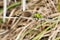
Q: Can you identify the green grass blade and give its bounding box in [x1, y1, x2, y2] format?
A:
[32, 23, 55, 40]
[54, 37, 60, 40]
[0, 2, 21, 13]
[7, 2, 21, 10]
[0, 19, 3, 23]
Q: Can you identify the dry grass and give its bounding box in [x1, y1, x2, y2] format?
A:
[0, 0, 60, 40]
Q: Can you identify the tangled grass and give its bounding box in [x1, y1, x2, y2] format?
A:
[0, 0, 60, 40]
